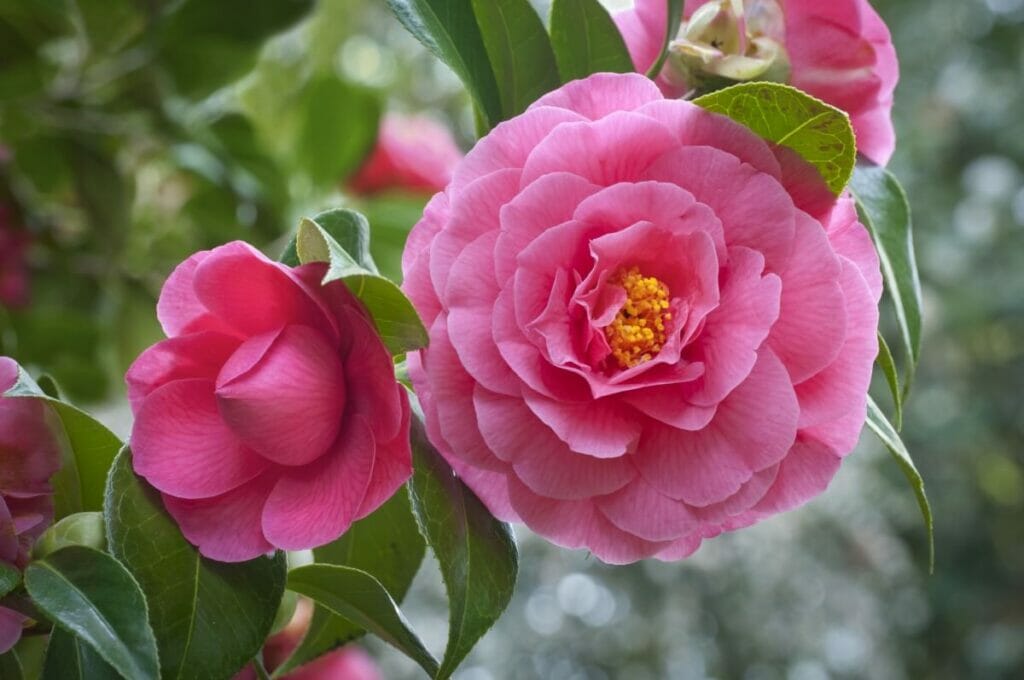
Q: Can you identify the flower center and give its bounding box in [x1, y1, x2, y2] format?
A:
[604, 267, 673, 369]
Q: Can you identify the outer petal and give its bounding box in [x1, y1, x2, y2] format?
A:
[126, 331, 240, 412]
[156, 251, 235, 337]
[530, 72, 663, 119]
[636, 350, 799, 505]
[596, 475, 701, 542]
[262, 416, 376, 551]
[0, 606, 24, 654]
[163, 474, 276, 562]
[355, 394, 413, 521]
[132, 379, 270, 499]
[747, 435, 842, 516]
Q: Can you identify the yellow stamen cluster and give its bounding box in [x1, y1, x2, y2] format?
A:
[604, 267, 672, 369]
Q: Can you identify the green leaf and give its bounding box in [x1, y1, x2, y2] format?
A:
[294, 214, 429, 356]
[0, 562, 20, 599]
[287, 565, 439, 677]
[386, 0, 504, 129]
[41, 628, 120, 680]
[33, 512, 107, 559]
[470, 0, 560, 118]
[274, 489, 426, 677]
[866, 396, 934, 572]
[409, 412, 519, 679]
[875, 332, 903, 432]
[104, 449, 287, 680]
[24, 546, 160, 680]
[3, 365, 121, 518]
[296, 76, 382, 188]
[694, 81, 857, 195]
[295, 209, 379, 274]
[549, 0, 635, 82]
[851, 164, 923, 397]
[645, 0, 684, 79]
[0, 649, 22, 680]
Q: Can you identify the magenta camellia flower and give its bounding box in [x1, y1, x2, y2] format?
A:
[0, 357, 61, 652]
[614, 0, 899, 164]
[348, 114, 464, 196]
[126, 242, 412, 562]
[403, 73, 882, 563]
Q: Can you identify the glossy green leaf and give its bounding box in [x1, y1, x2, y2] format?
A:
[386, 0, 504, 129]
[549, 0, 634, 82]
[274, 489, 426, 677]
[866, 396, 934, 572]
[294, 209, 379, 274]
[41, 628, 120, 680]
[0, 562, 19, 599]
[104, 449, 287, 680]
[3, 365, 121, 518]
[875, 332, 903, 432]
[0, 649, 22, 680]
[646, 0, 684, 79]
[33, 512, 106, 559]
[851, 164, 923, 397]
[470, 0, 560, 118]
[287, 565, 439, 677]
[409, 412, 519, 679]
[25, 546, 160, 680]
[294, 214, 429, 356]
[694, 82, 857, 195]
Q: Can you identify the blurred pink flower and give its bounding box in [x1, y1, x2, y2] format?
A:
[403, 73, 881, 563]
[0, 357, 61, 652]
[615, 0, 899, 164]
[0, 202, 31, 309]
[234, 599, 383, 680]
[348, 114, 463, 195]
[126, 242, 412, 562]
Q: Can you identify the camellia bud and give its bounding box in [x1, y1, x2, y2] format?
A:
[666, 0, 790, 94]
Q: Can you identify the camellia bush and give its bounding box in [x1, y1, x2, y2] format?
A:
[0, 0, 931, 678]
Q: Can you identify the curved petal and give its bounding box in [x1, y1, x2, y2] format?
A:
[355, 395, 413, 521]
[522, 390, 641, 459]
[163, 474, 276, 562]
[530, 72, 664, 119]
[126, 331, 240, 412]
[216, 325, 346, 466]
[748, 435, 843, 515]
[596, 475, 702, 542]
[132, 379, 270, 499]
[262, 415, 375, 551]
[156, 250, 236, 337]
[0, 606, 25, 654]
[343, 307, 406, 441]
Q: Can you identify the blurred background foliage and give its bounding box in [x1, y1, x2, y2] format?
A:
[0, 0, 1021, 678]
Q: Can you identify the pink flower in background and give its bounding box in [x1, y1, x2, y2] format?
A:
[403, 73, 881, 563]
[0, 202, 31, 309]
[234, 600, 382, 680]
[126, 242, 412, 562]
[348, 114, 464, 196]
[0, 357, 61, 652]
[615, 0, 899, 164]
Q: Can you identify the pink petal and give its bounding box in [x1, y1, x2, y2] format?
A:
[613, 3, 663, 74]
[156, 250, 236, 337]
[342, 307, 406, 442]
[623, 382, 715, 431]
[0, 400, 60, 497]
[827, 197, 883, 302]
[126, 331, 240, 412]
[262, 415, 376, 551]
[596, 475, 701, 542]
[163, 474, 276, 562]
[767, 212, 847, 383]
[530, 72, 663, 120]
[132, 379, 270, 499]
[0, 606, 24, 654]
[0, 357, 16, 391]
[522, 390, 641, 459]
[216, 326, 346, 467]
[750, 435, 843, 515]
[473, 387, 635, 499]
[520, 111, 680, 187]
[354, 397, 413, 521]
[636, 350, 799, 505]
[192, 242, 329, 338]
[450, 107, 584, 193]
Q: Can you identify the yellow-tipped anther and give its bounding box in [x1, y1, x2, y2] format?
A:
[604, 267, 672, 369]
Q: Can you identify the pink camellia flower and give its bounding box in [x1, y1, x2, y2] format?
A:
[614, 0, 899, 165]
[126, 242, 412, 562]
[348, 114, 464, 196]
[0, 357, 61, 652]
[234, 600, 383, 680]
[0, 202, 31, 309]
[403, 73, 881, 563]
